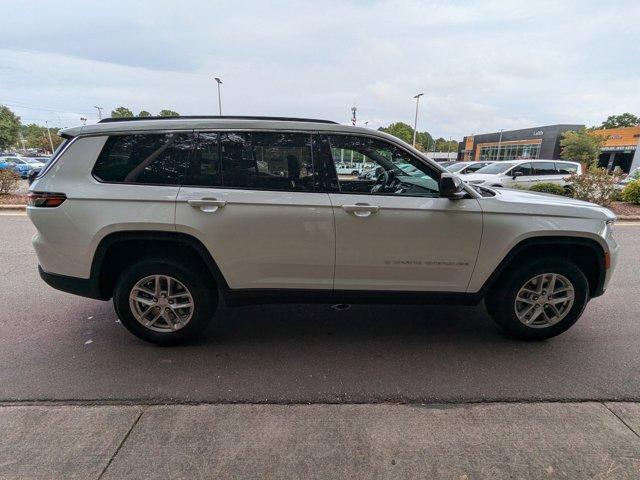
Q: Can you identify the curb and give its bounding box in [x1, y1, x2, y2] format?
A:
[0, 205, 26, 211]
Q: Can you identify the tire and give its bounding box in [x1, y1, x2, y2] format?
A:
[485, 256, 589, 340]
[113, 258, 217, 345]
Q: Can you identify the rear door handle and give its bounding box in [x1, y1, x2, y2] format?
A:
[187, 198, 227, 212]
[342, 203, 379, 217]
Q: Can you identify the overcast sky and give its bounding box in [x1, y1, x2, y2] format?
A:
[1, 0, 639, 139]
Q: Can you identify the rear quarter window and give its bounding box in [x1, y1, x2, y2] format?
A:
[92, 133, 193, 184]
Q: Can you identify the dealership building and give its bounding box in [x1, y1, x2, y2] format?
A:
[458, 124, 583, 163]
[591, 126, 640, 173]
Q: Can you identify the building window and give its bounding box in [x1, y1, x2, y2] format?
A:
[479, 143, 540, 161]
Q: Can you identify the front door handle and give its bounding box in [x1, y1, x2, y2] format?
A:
[187, 198, 227, 213]
[342, 203, 379, 217]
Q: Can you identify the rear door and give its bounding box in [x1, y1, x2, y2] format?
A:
[175, 131, 335, 290]
[317, 133, 482, 292]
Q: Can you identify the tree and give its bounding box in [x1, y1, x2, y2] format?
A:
[110, 107, 134, 118]
[560, 128, 603, 168]
[378, 122, 434, 150]
[434, 137, 458, 152]
[158, 109, 180, 117]
[21, 124, 63, 152]
[599, 113, 639, 129]
[137, 110, 152, 117]
[0, 105, 21, 150]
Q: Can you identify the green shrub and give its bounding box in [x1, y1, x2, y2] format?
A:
[529, 182, 566, 196]
[0, 169, 19, 194]
[622, 180, 640, 204]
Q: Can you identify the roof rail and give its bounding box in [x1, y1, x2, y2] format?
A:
[98, 115, 338, 124]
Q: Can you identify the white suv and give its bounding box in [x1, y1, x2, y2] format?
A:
[459, 159, 582, 189]
[27, 117, 618, 344]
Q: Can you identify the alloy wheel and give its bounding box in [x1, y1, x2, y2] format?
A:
[129, 275, 194, 333]
[514, 273, 575, 328]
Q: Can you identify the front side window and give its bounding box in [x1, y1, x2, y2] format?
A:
[220, 132, 314, 191]
[93, 133, 193, 184]
[327, 135, 439, 197]
[511, 163, 533, 176]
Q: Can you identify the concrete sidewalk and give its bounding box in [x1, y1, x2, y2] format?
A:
[1, 402, 639, 479]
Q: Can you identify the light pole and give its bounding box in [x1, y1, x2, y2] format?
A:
[214, 77, 223, 115]
[44, 121, 55, 153]
[496, 129, 504, 161]
[80, 117, 87, 125]
[94, 106, 103, 120]
[412, 93, 423, 147]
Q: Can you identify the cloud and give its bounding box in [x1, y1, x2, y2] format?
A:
[1, 0, 639, 138]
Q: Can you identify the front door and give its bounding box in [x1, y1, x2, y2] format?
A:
[318, 134, 483, 292]
[175, 131, 335, 290]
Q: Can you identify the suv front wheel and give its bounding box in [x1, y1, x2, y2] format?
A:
[485, 257, 589, 340]
[113, 258, 217, 345]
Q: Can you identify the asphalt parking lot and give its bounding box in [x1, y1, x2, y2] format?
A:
[1, 214, 639, 404]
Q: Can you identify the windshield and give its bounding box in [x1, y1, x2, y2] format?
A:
[475, 162, 517, 174]
[446, 163, 468, 173]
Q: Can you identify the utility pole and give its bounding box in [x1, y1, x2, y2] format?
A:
[412, 93, 424, 147]
[44, 121, 55, 153]
[497, 129, 504, 161]
[94, 106, 103, 120]
[214, 77, 223, 115]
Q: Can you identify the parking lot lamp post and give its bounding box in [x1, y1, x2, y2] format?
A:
[412, 93, 424, 147]
[497, 129, 504, 161]
[94, 106, 103, 120]
[214, 77, 223, 115]
[44, 121, 55, 153]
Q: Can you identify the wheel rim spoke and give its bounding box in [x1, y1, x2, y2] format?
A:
[129, 274, 194, 333]
[514, 272, 575, 329]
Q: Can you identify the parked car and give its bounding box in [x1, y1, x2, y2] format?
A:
[28, 116, 617, 345]
[438, 160, 458, 168]
[335, 163, 362, 175]
[0, 155, 44, 178]
[616, 167, 640, 190]
[446, 161, 494, 175]
[459, 160, 581, 189]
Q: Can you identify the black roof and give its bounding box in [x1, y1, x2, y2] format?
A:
[99, 115, 337, 124]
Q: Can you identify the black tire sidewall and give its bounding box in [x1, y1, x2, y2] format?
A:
[486, 258, 589, 340]
[113, 259, 217, 345]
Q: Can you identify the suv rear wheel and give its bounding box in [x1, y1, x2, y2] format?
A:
[113, 258, 217, 345]
[485, 257, 589, 340]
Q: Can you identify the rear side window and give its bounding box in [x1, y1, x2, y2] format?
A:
[533, 162, 558, 175]
[92, 133, 193, 184]
[556, 162, 578, 174]
[220, 132, 315, 191]
[184, 132, 221, 186]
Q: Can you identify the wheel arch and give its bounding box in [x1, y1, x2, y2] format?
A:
[479, 236, 606, 299]
[91, 231, 229, 300]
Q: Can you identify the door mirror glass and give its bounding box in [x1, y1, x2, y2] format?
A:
[512, 171, 523, 178]
[440, 173, 465, 199]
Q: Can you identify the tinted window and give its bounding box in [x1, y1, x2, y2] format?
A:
[327, 135, 439, 196]
[511, 163, 533, 176]
[184, 132, 221, 186]
[534, 162, 558, 175]
[93, 133, 192, 184]
[220, 132, 314, 191]
[556, 162, 578, 174]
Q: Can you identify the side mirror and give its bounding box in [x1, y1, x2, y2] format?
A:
[28, 168, 40, 185]
[440, 173, 466, 199]
[512, 171, 523, 179]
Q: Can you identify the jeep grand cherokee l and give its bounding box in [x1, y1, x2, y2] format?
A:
[27, 116, 618, 344]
